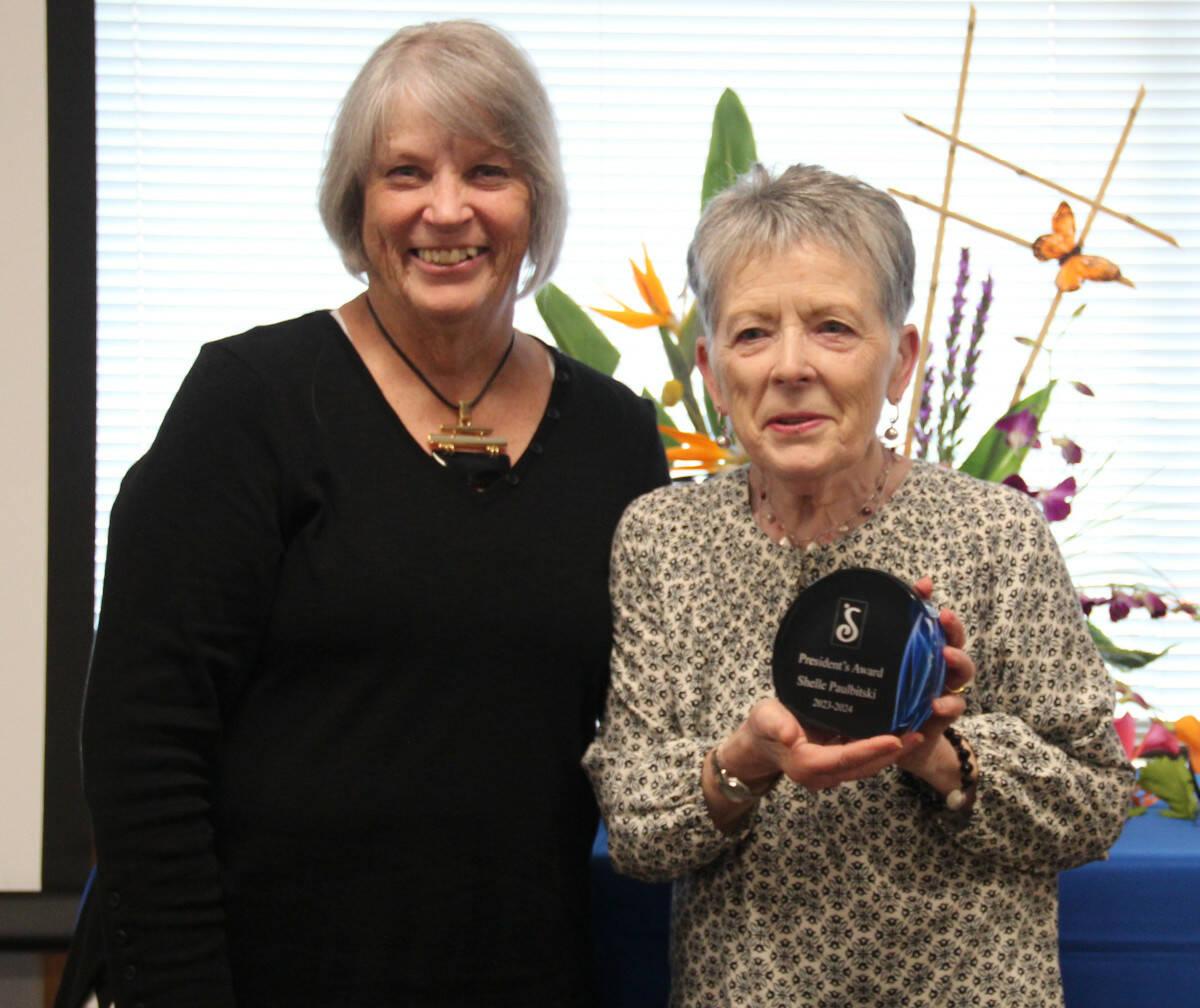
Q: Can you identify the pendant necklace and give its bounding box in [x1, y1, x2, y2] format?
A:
[365, 295, 515, 487]
[753, 445, 895, 552]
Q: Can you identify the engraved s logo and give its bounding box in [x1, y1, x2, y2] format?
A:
[835, 603, 863, 644]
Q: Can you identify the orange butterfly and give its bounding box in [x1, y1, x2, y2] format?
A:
[1032, 201, 1131, 292]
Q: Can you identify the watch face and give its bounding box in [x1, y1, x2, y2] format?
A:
[712, 750, 757, 802]
[719, 771, 754, 801]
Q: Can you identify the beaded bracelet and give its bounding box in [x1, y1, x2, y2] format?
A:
[942, 725, 977, 811]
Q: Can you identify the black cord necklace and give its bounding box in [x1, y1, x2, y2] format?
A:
[364, 294, 516, 487]
[365, 294, 515, 428]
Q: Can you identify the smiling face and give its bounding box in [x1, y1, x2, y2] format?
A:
[360, 108, 532, 333]
[698, 243, 917, 492]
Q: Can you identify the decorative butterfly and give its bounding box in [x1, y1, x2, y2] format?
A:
[1032, 201, 1131, 292]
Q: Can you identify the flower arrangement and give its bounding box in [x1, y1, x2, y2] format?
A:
[536, 88, 1198, 819]
[534, 89, 752, 477]
[914, 247, 1200, 820]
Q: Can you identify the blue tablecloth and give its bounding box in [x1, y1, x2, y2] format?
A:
[590, 810, 1200, 1007]
[1059, 810, 1200, 1007]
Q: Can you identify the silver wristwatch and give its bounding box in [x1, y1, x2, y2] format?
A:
[709, 746, 760, 803]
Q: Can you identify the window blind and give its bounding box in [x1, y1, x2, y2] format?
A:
[96, 0, 1200, 717]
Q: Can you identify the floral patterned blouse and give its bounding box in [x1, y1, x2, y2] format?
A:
[583, 461, 1131, 1008]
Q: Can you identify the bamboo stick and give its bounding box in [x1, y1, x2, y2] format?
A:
[903, 5, 975, 456]
[891, 187, 1136, 290]
[904, 113, 1178, 248]
[1010, 86, 1146, 407]
[888, 189, 1032, 251]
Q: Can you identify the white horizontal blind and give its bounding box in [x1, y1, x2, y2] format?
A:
[96, 0, 1200, 717]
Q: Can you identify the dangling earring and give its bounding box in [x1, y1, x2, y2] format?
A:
[715, 411, 732, 448]
[883, 401, 900, 443]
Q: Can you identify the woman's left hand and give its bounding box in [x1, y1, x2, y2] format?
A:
[894, 577, 978, 796]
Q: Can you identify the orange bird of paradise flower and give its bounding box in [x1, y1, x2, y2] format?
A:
[592, 246, 677, 330]
[659, 426, 742, 476]
[1032, 201, 1133, 292]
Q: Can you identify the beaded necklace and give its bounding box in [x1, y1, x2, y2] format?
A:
[752, 445, 895, 551]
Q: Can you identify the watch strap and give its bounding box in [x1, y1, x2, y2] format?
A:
[710, 746, 762, 804]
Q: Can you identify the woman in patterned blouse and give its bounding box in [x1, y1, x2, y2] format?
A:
[584, 163, 1130, 1008]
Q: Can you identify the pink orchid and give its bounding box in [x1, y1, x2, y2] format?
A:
[1142, 590, 1168, 618]
[1114, 712, 1137, 760]
[1108, 590, 1135, 622]
[993, 409, 1041, 450]
[1133, 721, 1182, 758]
[1003, 474, 1076, 522]
[1052, 436, 1083, 465]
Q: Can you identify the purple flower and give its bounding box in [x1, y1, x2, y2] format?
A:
[1088, 586, 1196, 623]
[961, 287, 988, 393]
[949, 272, 991, 453]
[1053, 436, 1083, 464]
[994, 409, 1041, 450]
[1072, 381, 1095, 397]
[936, 249, 970, 462]
[1141, 590, 1168, 618]
[1109, 590, 1135, 622]
[1003, 474, 1076, 522]
[1039, 477, 1076, 521]
[918, 368, 933, 427]
[914, 364, 934, 460]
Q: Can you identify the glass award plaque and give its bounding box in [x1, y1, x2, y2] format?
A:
[772, 567, 946, 738]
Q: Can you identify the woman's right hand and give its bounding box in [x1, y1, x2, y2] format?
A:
[704, 698, 919, 830]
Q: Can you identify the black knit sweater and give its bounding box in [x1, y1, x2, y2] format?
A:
[75, 310, 668, 1007]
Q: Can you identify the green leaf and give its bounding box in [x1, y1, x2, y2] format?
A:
[958, 382, 1055, 482]
[1138, 755, 1199, 819]
[1088, 622, 1172, 670]
[658, 328, 690, 385]
[701, 89, 757, 209]
[535, 284, 620, 376]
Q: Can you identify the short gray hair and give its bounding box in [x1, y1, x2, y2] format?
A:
[687, 163, 915, 335]
[318, 20, 567, 297]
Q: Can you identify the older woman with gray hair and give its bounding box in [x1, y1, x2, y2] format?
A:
[58, 20, 666, 1008]
[584, 163, 1129, 1007]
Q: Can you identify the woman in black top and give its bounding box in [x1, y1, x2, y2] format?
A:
[60, 21, 667, 1007]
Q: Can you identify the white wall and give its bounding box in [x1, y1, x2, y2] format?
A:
[0, 0, 49, 892]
